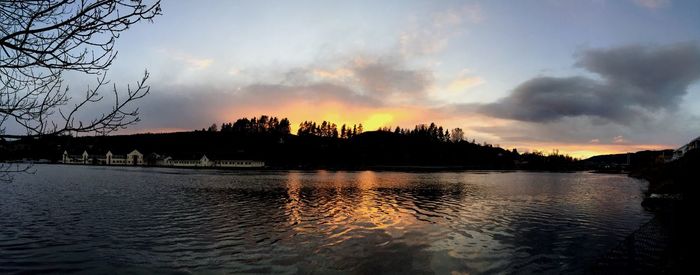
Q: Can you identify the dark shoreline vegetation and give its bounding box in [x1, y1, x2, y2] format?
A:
[1, 115, 580, 171]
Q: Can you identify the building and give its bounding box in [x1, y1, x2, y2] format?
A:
[126, 150, 145, 165]
[106, 149, 144, 165]
[164, 152, 265, 168]
[88, 150, 110, 165]
[672, 136, 700, 161]
[106, 150, 127, 165]
[59, 149, 264, 168]
[62, 150, 89, 164]
[168, 154, 211, 167]
[62, 149, 143, 166]
[205, 152, 265, 168]
[215, 160, 265, 168]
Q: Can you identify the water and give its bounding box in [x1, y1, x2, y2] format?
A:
[0, 165, 652, 274]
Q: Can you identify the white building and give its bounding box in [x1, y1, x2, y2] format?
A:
[62, 150, 88, 164]
[59, 149, 264, 168]
[215, 160, 265, 168]
[168, 154, 211, 167]
[165, 153, 265, 168]
[671, 136, 700, 161]
[106, 150, 127, 165]
[126, 150, 145, 165]
[62, 149, 144, 165]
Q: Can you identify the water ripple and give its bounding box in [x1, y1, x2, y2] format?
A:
[0, 166, 652, 274]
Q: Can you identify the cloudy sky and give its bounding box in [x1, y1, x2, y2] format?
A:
[84, 0, 700, 157]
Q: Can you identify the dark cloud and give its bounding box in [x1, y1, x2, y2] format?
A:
[480, 42, 700, 123]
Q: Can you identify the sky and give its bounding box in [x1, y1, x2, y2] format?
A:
[67, 0, 700, 158]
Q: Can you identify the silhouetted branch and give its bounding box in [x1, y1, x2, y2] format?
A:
[0, 0, 160, 139]
[0, 0, 160, 180]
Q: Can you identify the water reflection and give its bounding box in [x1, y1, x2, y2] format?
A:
[0, 166, 652, 274]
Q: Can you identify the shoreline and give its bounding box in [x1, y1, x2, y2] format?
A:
[17, 162, 591, 173]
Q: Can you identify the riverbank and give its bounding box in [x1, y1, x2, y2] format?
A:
[10, 161, 590, 173]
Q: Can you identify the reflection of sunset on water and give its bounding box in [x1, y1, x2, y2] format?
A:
[272, 171, 652, 273]
[3, 167, 654, 273]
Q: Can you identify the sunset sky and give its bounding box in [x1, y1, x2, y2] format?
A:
[72, 0, 700, 158]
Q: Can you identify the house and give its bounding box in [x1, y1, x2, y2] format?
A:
[145, 153, 170, 166]
[203, 152, 265, 168]
[164, 152, 265, 168]
[159, 156, 172, 166]
[88, 150, 110, 165]
[672, 136, 700, 161]
[60, 149, 144, 165]
[126, 150, 145, 165]
[58, 148, 264, 168]
[167, 153, 211, 167]
[62, 150, 88, 164]
[106, 150, 128, 165]
[163, 153, 209, 167]
[215, 160, 265, 168]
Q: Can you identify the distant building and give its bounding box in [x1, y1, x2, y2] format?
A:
[164, 152, 264, 168]
[62, 150, 88, 164]
[215, 160, 265, 168]
[59, 149, 264, 168]
[126, 150, 145, 165]
[106, 150, 127, 165]
[168, 153, 211, 167]
[672, 136, 700, 161]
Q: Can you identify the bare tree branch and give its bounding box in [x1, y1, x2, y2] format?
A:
[0, 0, 160, 139]
[0, 1, 161, 180]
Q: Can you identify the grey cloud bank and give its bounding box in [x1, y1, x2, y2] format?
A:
[480, 42, 700, 123]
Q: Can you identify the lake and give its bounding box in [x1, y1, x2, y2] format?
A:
[0, 165, 652, 274]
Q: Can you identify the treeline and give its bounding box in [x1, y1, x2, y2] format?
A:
[2, 114, 582, 170]
[204, 115, 291, 136]
[377, 124, 468, 143]
[298, 121, 364, 138]
[519, 150, 580, 170]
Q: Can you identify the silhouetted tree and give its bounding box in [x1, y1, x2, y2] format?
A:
[278, 118, 291, 135]
[451, 128, 465, 143]
[207, 124, 218, 132]
[0, 0, 161, 139]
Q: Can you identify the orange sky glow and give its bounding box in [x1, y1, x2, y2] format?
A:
[213, 101, 675, 159]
